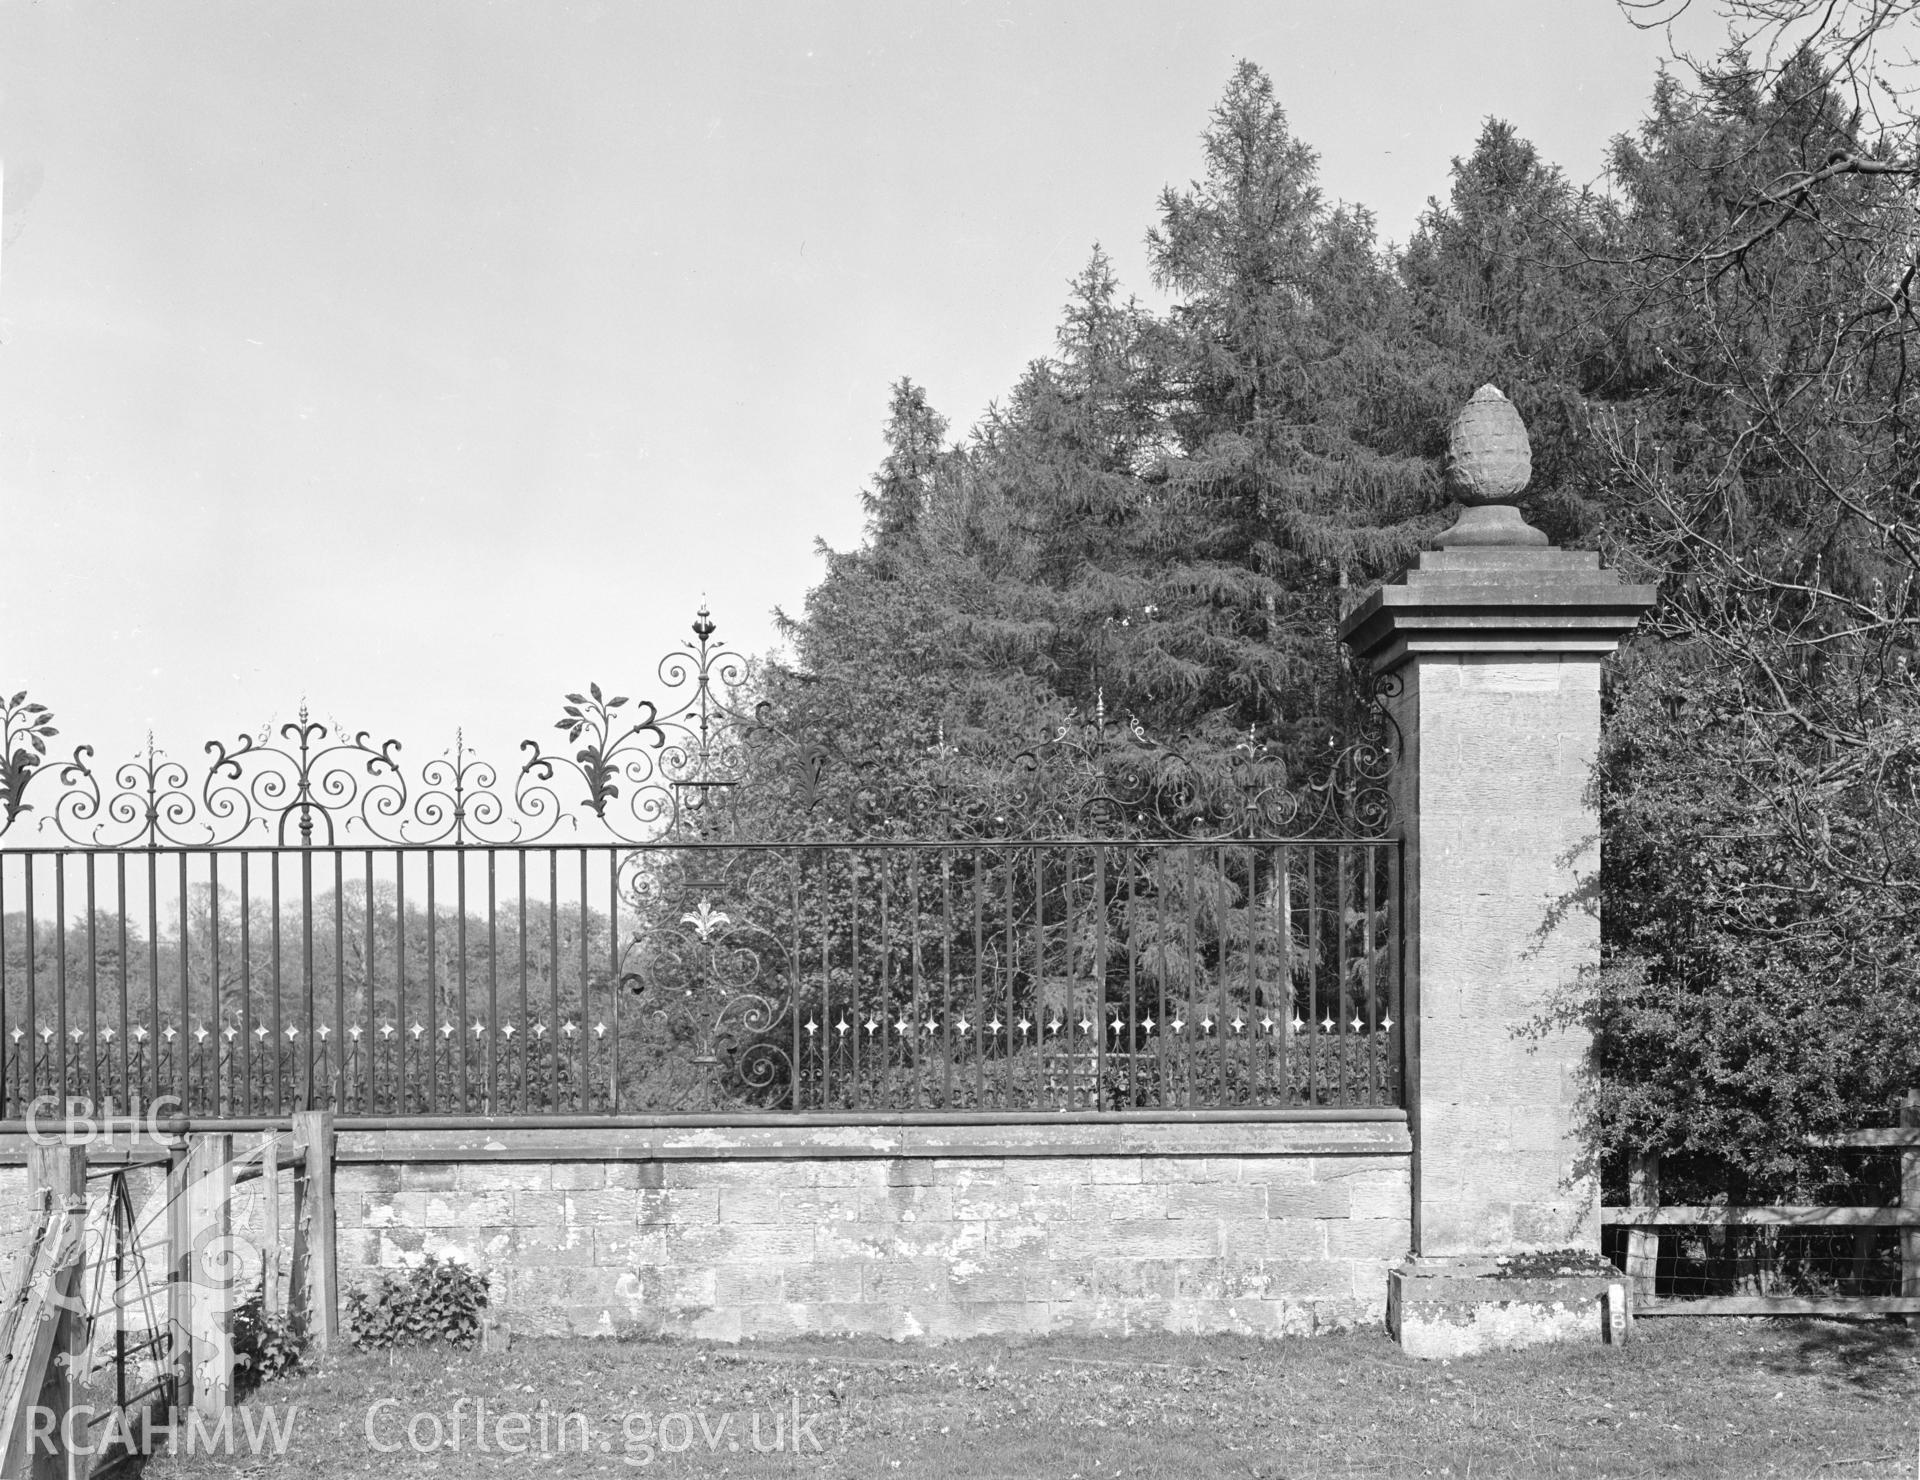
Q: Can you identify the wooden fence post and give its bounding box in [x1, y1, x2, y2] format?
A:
[184, 1135, 234, 1417]
[25, 1142, 86, 1480]
[260, 1132, 281, 1319]
[165, 1130, 194, 1414]
[1, 1144, 88, 1480]
[1902, 1090, 1919, 1326]
[1626, 1151, 1659, 1306]
[290, 1111, 338, 1350]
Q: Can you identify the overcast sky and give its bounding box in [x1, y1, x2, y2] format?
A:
[0, 0, 1723, 777]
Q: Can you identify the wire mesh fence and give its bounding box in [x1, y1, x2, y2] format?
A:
[1602, 1140, 1919, 1308]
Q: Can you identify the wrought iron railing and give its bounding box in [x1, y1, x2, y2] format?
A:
[0, 838, 1399, 1117]
[0, 608, 1403, 1119]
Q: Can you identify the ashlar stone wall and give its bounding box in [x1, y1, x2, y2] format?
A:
[334, 1117, 1410, 1341]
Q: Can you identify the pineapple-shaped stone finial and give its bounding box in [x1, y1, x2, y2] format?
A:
[1439, 385, 1546, 547]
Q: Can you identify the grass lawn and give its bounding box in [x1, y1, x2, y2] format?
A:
[132, 1317, 1917, 1479]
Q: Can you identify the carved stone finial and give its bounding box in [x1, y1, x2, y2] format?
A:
[1439, 385, 1547, 547]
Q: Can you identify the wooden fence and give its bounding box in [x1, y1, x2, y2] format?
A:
[1603, 1090, 1920, 1318]
[0, 1116, 338, 1477]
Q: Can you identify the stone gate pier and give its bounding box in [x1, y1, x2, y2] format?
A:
[1340, 386, 1656, 1354]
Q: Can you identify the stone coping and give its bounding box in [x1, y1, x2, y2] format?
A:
[0, 1113, 1409, 1165]
[1337, 543, 1657, 669]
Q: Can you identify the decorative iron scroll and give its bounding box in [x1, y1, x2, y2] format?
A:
[616, 870, 795, 1112]
[0, 610, 1399, 849]
[986, 671, 1400, 841]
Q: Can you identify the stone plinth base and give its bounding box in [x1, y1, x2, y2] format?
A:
[1386, 1255, 1619, 1359]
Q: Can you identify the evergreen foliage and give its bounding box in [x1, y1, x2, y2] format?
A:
[766, 38, 1920, 1187]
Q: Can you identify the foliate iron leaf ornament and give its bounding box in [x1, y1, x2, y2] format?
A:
[529, 682, 663, 826]
[0, 693, 57, 830]
[517, 607, 776, 842]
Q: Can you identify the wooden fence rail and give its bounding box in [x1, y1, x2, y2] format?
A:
[1602, 1090, 1920, 1319]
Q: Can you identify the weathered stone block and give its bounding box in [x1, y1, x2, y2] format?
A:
[661, 1159, 809, 1188]
[984, 1217, 1048, 1255]
[340, 1164, 403, 1197]
[720, 1187, 854, 1224]
[458, 1163, 551, 1192]
[1092, 1258, 1176, 1300]
[863, 1258, 951, 1303]
[1141, 1157, 1250, 1184]
[803, 1301, 912, 1339]
[809, 1160, 889, 1188]
[1064, 1220, 1217, 1260]
[1219, 1218, 1327, 1261]
[1513, 1198, 1598, 1248]
[1174, 1258, 1282, 1300]
[637, 1188, 720, 1225]
[615, 1262, 718, 1309]
[550, 1164, 606, 1190]
[664, 1222, 814, 1265]
[465, 1225, 598, 1268]
[1326, 1219, 1412, 1262]
[817, 1219, 983, 1262]
[886, 1158, 937, 1187]
[946, 1262, 1032, 1303]
[782, 1260, 863, 1304]
[1018, 1156, 1142, 1185]
[373, 1228, 426, 1265]
[558, 1189, 640, 1226]
[1071, 1182, 1167, 1220]
[856, 1184, 953, 1223]
[595, 1228, 666, 1267]
[949, 1182, 1071, 1223]
[1344, 1173, 1412, 1222]
[1045, 1297, 1112, 1333]
[399, 1163, 460, 1190]
[713, 1263, 786, 1304]
[509, 1265, 646, 1316]
[369, 1189, 514, 1228]
[1027, 1261, 1091, 1302]
[1244, 1158, 1321, 1187]
[1258, 1258, 1364, 1301]
[509, 1191, 568, 1229]
[738, 1302, 813, 1340]
[1163, 1182, 1266, 1220]
[1261, 1179, 1352, 1220]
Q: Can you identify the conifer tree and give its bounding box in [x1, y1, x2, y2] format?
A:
[1141, 61, 1447, 755]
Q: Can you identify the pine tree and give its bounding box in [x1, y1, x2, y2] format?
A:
[861, 378, 948, 545]
[1139, 61, 1445, 754]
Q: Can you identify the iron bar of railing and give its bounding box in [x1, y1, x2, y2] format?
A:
[0, 838, 1401, 1118]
